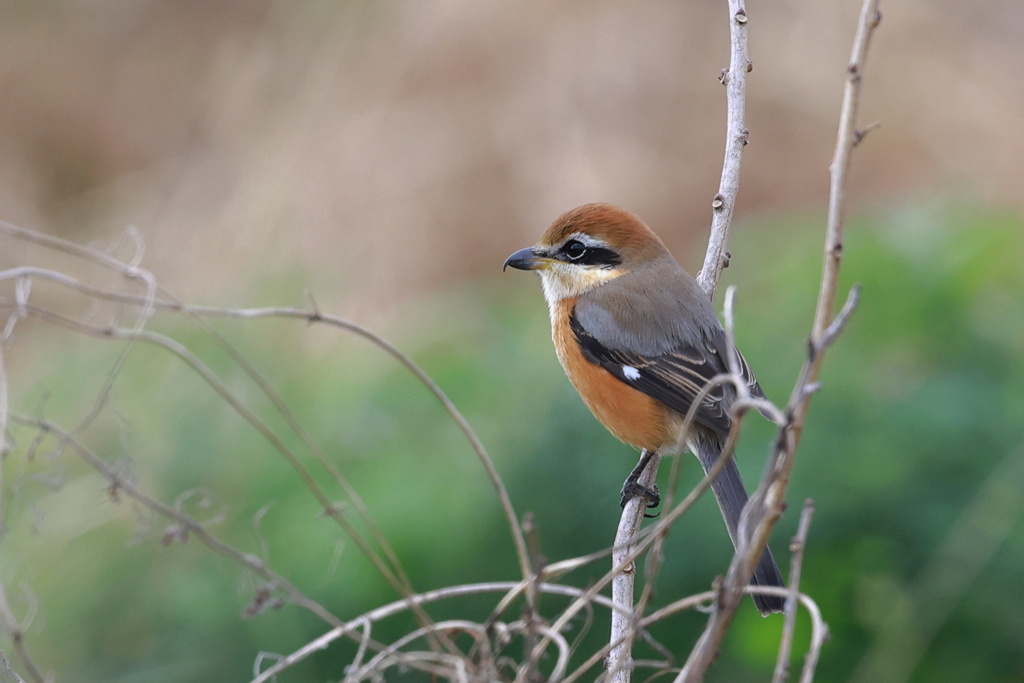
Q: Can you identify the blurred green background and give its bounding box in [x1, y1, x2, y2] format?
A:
[5, 203, 1023, 682]
[3, 2, 1024, 682]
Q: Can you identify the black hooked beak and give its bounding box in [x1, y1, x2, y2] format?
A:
[503, 247, 551, 272]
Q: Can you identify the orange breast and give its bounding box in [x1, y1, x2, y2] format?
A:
[552, 298, 673, 452]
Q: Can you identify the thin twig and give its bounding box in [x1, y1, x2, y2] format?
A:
[676, 0, 880, 676]
[2, 268, 470, 659]
[697, 0, 752, 299]
[0, 227, 159, 467]
[7, 301, 416, 585]
[189, 305, 531, 590]
[2, 258, 536, 658]
[251, 581, 619, 682]
[349, 621, 503, 683]
[0, 261, 533, 589]
[2, 239, 534, 670]
[813, 0, 882, 343]
[0, 580, 44, 683]
[0, 646, 27, 683]
[9, 414, 347, 630]
[634, 584, 830, 683]
[773, 499, 815, 683]
[642, 585, 826, 644]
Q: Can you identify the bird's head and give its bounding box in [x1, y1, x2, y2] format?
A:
[503, 203, 671, 304]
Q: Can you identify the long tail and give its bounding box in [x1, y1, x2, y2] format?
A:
[695, 440, 785, 616]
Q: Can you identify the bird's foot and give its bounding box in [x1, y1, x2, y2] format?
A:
[620, 477, 661, 518]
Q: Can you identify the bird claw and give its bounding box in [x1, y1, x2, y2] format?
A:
[620, 478, 661, 517]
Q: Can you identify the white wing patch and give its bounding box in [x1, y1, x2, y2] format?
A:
[622, 365, 641, 381]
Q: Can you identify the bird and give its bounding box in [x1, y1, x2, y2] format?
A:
[503, 202, 785, 616]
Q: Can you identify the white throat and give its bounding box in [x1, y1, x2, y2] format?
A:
[537, 264, 623, 320]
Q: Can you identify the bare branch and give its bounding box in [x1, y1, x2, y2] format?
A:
[813, 0, 882, 342]
[0, 646, 27, 683]
[697, 0, 752, 299]
[676, 284, 859, 682]
[0, 225, 539, 675]
[251, 581, 618, 682]
[0, 579, 44, 683]
[0, 258, 534, 591]
[774, 499, 816, 683]
[185, 304, 533, 588]
[677, 0, 881, 676]
[607, 451, 660, 683]
[609, 1, 754, 664]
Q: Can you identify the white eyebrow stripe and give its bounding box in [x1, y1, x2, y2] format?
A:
[622, 365, 641, 381]
[537, 232, 610, 251]
[568, 232, 609, 248]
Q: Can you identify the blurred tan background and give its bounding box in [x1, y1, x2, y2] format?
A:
[2, 0, 1020, 310]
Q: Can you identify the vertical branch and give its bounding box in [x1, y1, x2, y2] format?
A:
[607, 452, 660, 683]
[813, 1, 882, 341]
[697, 0, 751, 300]
[789, 0, 881, 455]
[773, 499, 816, 683]
[607, 2, 752, 679]
[677, 0, 882, 678]
[677, 288, 860, 683]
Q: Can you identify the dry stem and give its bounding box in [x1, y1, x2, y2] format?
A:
[671, 1, 881, 679]
[773, 499, 817, 683]
[608, 1, 752, 678]
[697, 0, 752, 299]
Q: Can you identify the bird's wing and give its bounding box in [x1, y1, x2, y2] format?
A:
[570, 307, 761, 436]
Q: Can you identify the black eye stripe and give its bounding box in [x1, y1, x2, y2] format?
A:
[557, 241, 622, 268]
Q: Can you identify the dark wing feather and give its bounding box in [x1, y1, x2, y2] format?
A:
[570, 308, 762, 436]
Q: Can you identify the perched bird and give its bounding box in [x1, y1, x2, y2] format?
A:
[503, 202, 784, 615]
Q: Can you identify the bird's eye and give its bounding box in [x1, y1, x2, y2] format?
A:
[563, 240, 587, 260]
